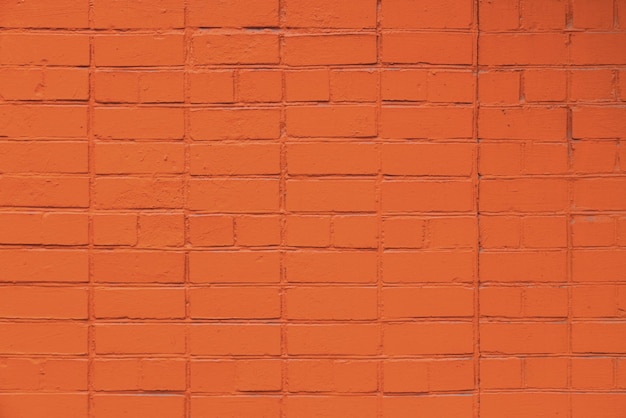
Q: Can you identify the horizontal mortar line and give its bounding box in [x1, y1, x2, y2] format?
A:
[0, 283, 477, 289]
[0, 318, 477, 324]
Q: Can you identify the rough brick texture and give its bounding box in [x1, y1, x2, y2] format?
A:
[1, 0, 625, 417]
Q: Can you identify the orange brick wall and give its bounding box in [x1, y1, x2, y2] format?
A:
[1, 0, 626, 416]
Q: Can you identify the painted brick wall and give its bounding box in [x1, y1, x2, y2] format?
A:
[1, 0, 626, 417]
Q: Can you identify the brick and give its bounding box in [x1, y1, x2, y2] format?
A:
[287, 180, 377, 212]
[188, 215, 234, 247]
[0, 142, 87, 174]
[572, 394, 626, 418]
[480, 358, 523, 389]
[480, 34, 568, 65]
[287, 324, 379, 355]
[382, 286, 474, 318]
[572, 358, 614, 389]
[480, 251, 567, 282]
[479, 215, 521, 249]
[194, 397, 281, 418]
[520, 0, 567, 29]
[238, 70, 282, 102]
[93, 0, 184, 29]
[574, 179, 626, 210]
[0, 176, 88, 208]
[190, 108, 281, 140]
[190, 325, 281, 355]
[92, 251, 185, 283]
[479, 0, 519, 31]
[523, 143, 569, 175]
[382, 0, 473, 29]
[94, 395, 185, 418]
[383, 143, 474, 176]
[330, 70, 378, 102]
[0, 34, 89, 65]
[382, 181, 474, 212]
[0, 394, 88, 418]
[0, 212, 88, 245]
[286, 215, 331, 247]
[384, 323, 473, 355]
[96, 324, 185, 354]
[0, 68, 88, 101]
[189, 71, 235, 103]
[573, 250, 626, 282]
[570, 70, 615, 102]
[572, 285, 619, 318]
[287, 360, 378, 393]
[333, 215, 378, 248]
[478, 71, 520, 104]
[479, 142, 523, 176]
[482, 393, 568, 418]
[94, 34, 184, 66]
[0, 105, 87, 138]
[0, 286, 87, 319]
[286, 397, 377, 418]
[93, 359, 185, 391]
[286, 106, 377, 137]
[236, 216, 281, 246]
[137, 213, 185, 247]
[0, 323, 87, 354]
[288, 143, 377, 175]
[573, 108, 626, 139]
[383, 217, 425, 248]
[285, 70, 330, 101]
[286, 287, 378, 320]
[480, 179, 568, 212]
[188, 179, 280, 212]
[572, 141, 618, 174]
[522, 216, 567, 248]
[382, 396, 474, 418]
[429, 216, 477, 248]
[525, 357, 568, 389]
[189, 251, 280, 283]
[95, 71, 184, 103]
[284, 0, 376, 28]
[94, 107, 184, 139]
[573, 324, 626, 353]
[188, 0, 279, 27]
[93, 214, 137, 246]
[383, 251, 474, 283]
[94, 287, 185, 319]
[384, 359, 474, 392]
[0, 250, 88, 283]
[190, 143, 280, 175]
[0, 0, 88, 28]
[479, 107, 567, 140]
[572, 215, 615, 247]
[190, 287, 280, 319]
[382, 33, 473, 64]
[192, 33, 280, 64]
[284, 35, 377, 66]
[571, 34, 626, 65]
[285, 251, 377, 283]
[381, 107, 473, 139]
[95, 142, 185, 174]
[191, 360, 282, 392]
[524, 70, 567, 102]
[481, 323, 568, 354]
[94, 178, 184, 209]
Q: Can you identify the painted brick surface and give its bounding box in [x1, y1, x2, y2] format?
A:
[1, 0, 625, 417]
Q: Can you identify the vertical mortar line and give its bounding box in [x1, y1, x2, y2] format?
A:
[473, 0, 481, 416]
[375, 1, 384, 416]
[183, 2, 192, 417]
[565, 3, 574, 414]
[278, 1, 288, 415]
[87, 1, 96, 417]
